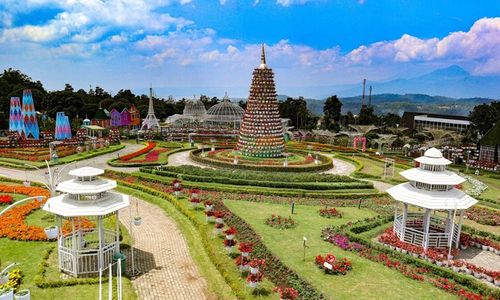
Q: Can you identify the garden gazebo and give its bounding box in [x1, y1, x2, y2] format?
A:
[387, 148, 477, 250]
[43, 167, 129, 277]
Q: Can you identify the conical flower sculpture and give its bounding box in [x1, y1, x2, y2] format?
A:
[236, 45, 285, 158]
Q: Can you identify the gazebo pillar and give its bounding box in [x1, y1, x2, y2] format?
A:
[401, 203, 408, 237]
[423, 208, 431, 250]
[455, 210, 464, 248]
[115, 212, 120, 254]
[71, 218, 77, 275]
[98, 216, 103, 270]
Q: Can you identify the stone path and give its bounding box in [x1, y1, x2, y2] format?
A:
[119, 197, 211, 300]
[458, 247, 500, 271]
[323, 157, 356, 176]
[167, 150, 212, 168]
[0, 142, 144, 182]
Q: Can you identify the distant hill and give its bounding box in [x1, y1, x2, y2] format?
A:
[300, 94, 496, 117]
[318, 65, 500, 99]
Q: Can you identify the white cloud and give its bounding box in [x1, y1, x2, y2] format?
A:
[276, 0, 311, 7]
[0, 0, 193, 43]
[346, 17, 500, 74]
[220, 0, 228, 4]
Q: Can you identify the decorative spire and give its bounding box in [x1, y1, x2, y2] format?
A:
[223, 91, 229, 101]
[259, 43, 267, 69]
[261, 44, 266, 65]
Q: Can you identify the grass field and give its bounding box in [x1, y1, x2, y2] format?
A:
[353, 155, 407, 181]
[225, 200, 456, 300]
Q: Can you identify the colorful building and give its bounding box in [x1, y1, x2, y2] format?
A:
[129, 105, 140, 128]
[121, 108, 131, 127]
[236, 45, 285, 157]
[9, 97, 23, 135]
[110, 109, 122, 127]
[21, 90, 40, 140]
[91, 108, 110, 128]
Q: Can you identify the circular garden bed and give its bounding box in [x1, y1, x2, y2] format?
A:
[190, 148, 333, 172]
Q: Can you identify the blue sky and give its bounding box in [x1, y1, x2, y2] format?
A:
[0, 0, 499, 98]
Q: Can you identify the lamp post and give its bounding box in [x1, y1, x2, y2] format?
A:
[128, 197, 140, 277]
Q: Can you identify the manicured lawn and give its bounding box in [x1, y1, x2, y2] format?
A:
[0, 239, 136, 300]
[354, 155, 407, 181]
[225, 200, 456, 300]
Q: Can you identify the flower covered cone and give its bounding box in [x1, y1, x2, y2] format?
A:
[236, 44, 285, 158]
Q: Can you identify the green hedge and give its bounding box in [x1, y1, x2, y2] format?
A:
[141, 167, 372, 191]
[150, 164, 359, 183]
[190, 149, 333, 172]
[129, 171, 382, 199]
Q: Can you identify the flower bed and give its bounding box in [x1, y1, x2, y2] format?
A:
[119, 142, 156, 161]
[321, 219, 500, 300]
[0, 195, 13, 205]
[318, 207, 342, 218]
[123, 148, 168, 164]
[315, 253, 352, 275]
[465, 207, 500, 226]
[265, 215, 297, 230]
[274, 287, 299, 300]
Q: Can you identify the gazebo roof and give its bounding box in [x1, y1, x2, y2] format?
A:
[415, 147, 452, 165]
[400, 168, 465, 185]
[57, 178, 117, 194]
[387, 183, 477, 210]
[43, 191, 129, 217]
[68, 167, 104, 177]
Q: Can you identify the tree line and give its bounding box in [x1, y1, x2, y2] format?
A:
[0, 68, 498, 138]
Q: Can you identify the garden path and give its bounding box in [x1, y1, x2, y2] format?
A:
[0, 142, 143, 182]
[323, 157, 356, 176]
[167, 150, 213, 168]
[119, 197, 211, 300]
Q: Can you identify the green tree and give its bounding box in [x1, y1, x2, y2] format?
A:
[469, 101, 500, 135]
[323, 95, 342, 131]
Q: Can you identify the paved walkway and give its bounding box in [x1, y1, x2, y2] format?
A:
[119, 197, 211, 300]
[167, 150, 212, 168]
[458, 247, 500, 271]
[0, 142, 144, 182]
[323, 157, 356, 176]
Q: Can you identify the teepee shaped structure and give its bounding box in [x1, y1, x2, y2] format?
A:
[141, 86, 160, 130]
[9, 97, 23, 134]
[236, 45, 285, 158]
[21, 90, 40, 140]
[55, 112, 72, 140]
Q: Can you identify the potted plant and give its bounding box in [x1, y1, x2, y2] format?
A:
[23, 181, 30, 187]
[238, 242, 253, 257]
[246, 272, 263, 288]
[44, 225, 59, 240]
[190, 189, 200, 199]
[494, 273, 500, 287]
[224, 227, 237, 240]
[249, 259, 265, 274]
[204, 200, 214, 212]
[452, 260, 464, 272]
[14, 289, 30, 300]
[0, 288, 13, 300]
[133, 216, 142, 226]
[213, 211, 225, 224]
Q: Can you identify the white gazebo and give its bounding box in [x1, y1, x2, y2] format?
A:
[43, 167, 129, 277]
[387, 148, 477, 250]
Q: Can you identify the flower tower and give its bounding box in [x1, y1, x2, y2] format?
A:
[236, 44, 285, 158]
[9, 97, 23, 135]
[387, 148, 478, 251]
[21, 90, 40, 140]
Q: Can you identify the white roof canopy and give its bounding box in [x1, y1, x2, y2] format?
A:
[43, 191, 129, 217]
[415, 147, 452, 165]
[400, 168, 465, 185]
[387, 183, 477, 210]
[69, 167, 104, 177]
[56, 179, 117, 194]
